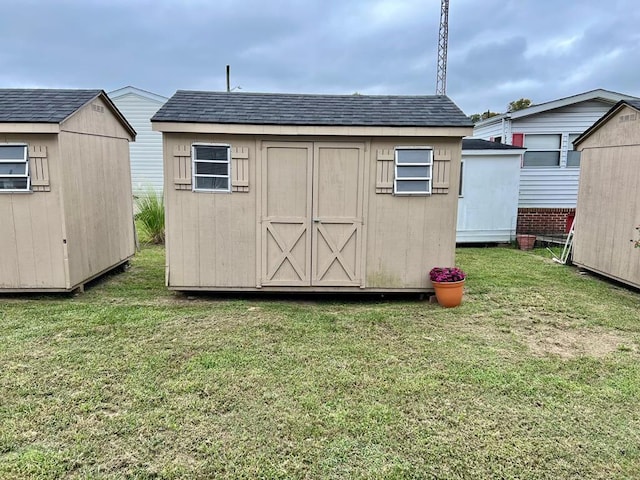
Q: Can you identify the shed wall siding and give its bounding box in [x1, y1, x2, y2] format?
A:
[58, 131, 135, 288]
[573, 145, 640, 288]
[164, 134, 461, 290]
[0, 134, 66, 289]
[110, 92, 165, 194]
[456, 153, 520, 242]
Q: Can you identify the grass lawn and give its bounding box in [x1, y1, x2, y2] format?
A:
[1, 246, 639, 479]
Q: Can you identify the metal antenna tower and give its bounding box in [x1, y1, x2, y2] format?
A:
[435, 0, 449, 95]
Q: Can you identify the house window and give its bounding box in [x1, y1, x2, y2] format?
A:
[459, 160, 464, 196]
[394, 147, 432, 195]
[0, 144, 29, 192]
[523, 134, 561, 167]
[566, 134, 581, 167]
[192, 144, 231, 192]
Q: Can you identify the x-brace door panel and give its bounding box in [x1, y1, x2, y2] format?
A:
[261, 143, 312, 286]
[260, 142, 365, 287]
[312, 144, 365, 286]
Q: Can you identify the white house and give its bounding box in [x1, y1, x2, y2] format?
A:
[108, 86, 167, 195]
[457, 139, 525, 243]
[473, 89, 639, 235]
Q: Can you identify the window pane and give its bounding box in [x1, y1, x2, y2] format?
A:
[195, 146, 228, 161]
[397, 165, 430, 178]
[567, 150, 581, 167]
[195, 176, 228, 190]
[524, 134, 561, 149]
[523, 151, 560, 167]
[195, 162, 228, 175]
[0, 146, 26, 160]
[568, 134, 581, 145]
[395, 180, 429, 193]
[396, 149, 431, 164]
[0, 178, 28, 190]
[0, 163, 26, 175]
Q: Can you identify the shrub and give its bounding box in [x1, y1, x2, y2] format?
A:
[135, 190, 165, 244]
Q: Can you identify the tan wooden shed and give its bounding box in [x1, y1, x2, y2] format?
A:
[152, 91, 473, 292]
[0, 89, 137, 292]
[573, 99, 640, 289]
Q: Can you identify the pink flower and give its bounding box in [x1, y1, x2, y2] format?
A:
[429, 267, 466, 283]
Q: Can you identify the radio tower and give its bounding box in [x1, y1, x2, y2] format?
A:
[435, 0, 449, 95]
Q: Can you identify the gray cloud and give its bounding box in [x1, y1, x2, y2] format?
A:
[0, 0, 638, 116]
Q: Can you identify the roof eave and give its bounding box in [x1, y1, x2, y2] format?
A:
[510, 89, 640, 120]
[151, 121, 473, 137]
[0, 122, 61, 134]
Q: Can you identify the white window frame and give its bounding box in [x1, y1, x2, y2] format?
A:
[522, 134, 561, 168]
[0, 143, 30, 193]
[393, 146, 433, 195]
[192, 143, 231, 193]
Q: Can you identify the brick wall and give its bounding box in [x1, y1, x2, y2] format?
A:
[517, 208, 575, 235]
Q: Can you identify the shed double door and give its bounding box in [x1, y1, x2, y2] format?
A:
[261, 142, 365, 287]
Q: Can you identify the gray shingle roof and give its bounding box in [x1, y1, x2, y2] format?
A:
[626, 99, 640, 110]
[0, 89, 101, 123]
[462, 138, 525, 150]
[152, 91, 473, 127]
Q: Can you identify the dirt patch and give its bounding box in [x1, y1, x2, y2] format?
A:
[522, 325, 633, 359]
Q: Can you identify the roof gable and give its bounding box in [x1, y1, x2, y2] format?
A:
[574, 100, 640, 147]
[475, 89, 640, 127]
[108, 86, 168, 104]
[152, 91, 473, 128]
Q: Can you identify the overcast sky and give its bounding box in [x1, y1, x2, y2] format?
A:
[1, 0, 638, 115]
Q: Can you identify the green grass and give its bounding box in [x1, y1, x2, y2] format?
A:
[1, 245, 639, 479]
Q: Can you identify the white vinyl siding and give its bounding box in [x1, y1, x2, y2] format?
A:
[0, 144, 29, 192]
[475, 99, 627, 209]
[109, 91, 166, 195]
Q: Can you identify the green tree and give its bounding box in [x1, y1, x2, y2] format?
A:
[470, 111, 500, 123]
[508, 98, 532, 112]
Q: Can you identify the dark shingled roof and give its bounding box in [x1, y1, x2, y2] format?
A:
[462, 138, 526, 150]
[152, 91, 473, 127]
[0, 89, 101, 123]
[626, 99, 640, 110]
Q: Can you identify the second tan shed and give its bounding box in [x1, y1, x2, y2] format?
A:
[152, 91, 473, 292]
[0, 89, 136, 292]
[573, 99, 640, 289]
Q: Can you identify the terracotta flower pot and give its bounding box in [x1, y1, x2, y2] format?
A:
[516, 234, 536, 251]
[432, 280, 465, 308]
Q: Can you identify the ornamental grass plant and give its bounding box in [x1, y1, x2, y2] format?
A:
[135, 189, 165, 244]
